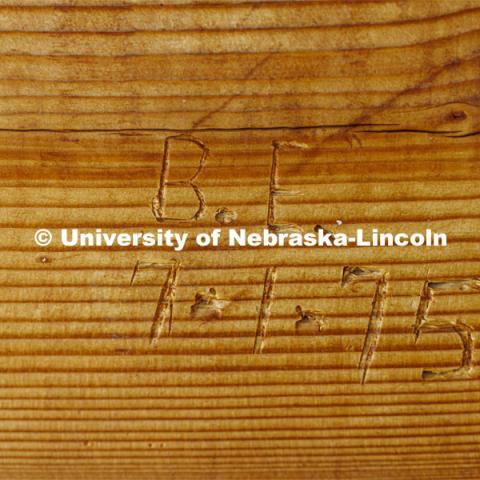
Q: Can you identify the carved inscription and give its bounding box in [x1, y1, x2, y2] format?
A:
[130, 260, 181, 346]
[341, 266, 389, 384]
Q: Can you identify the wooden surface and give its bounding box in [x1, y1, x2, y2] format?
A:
[1, 1, 480, 479]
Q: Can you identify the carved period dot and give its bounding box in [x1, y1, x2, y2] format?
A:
[215, 207, 238, 225]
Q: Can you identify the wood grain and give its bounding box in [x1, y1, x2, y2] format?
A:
[1, 1, 480, 479]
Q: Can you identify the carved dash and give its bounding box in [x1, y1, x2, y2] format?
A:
[294, 305, 325, 335]
[191, 287, 229, 322]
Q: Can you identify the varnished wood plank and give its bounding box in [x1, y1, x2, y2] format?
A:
[1, 2, 480, 479]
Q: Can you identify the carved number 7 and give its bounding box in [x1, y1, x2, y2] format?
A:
[130, 260, 181, 347]
[341, 266, 388, 384]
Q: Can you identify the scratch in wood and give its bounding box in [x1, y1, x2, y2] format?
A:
[318, 53, 480, 146]
[190, 52, 273, 129]
[253, 266, 277, 354]
[151, 134, 208, 223]
[344, 131, 363, 149]
[129, 260, 142, 286]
